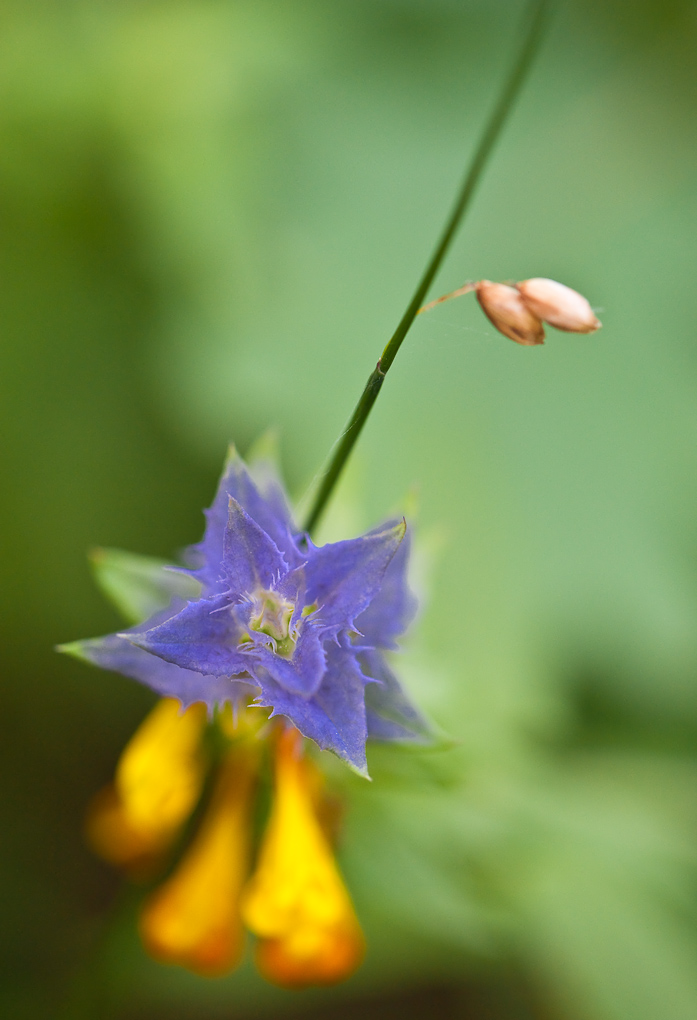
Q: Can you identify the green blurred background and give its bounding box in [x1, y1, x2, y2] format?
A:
[2, 0, 697, 1017]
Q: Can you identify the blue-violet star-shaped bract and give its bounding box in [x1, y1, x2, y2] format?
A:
[69, 447, 430, 774]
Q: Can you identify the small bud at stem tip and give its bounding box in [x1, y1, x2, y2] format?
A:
[476, 281, 545, 346]
[516, 278, 601, 333]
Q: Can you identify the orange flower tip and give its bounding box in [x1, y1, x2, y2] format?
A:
[139, 911, 245, 977]
[84, 784, 168, 876]
[475, 281, 545, 346]
[255, 923, 365, 988]
[516, 278, 601, 334]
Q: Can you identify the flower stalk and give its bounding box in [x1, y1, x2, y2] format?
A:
[302, 0, 551, 535]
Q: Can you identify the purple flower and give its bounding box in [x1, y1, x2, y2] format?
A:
[62, 447, 430, 775]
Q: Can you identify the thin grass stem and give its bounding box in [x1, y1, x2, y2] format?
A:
[303, 0, 550, 535]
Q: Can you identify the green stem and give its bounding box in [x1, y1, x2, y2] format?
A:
[303, 0, 550, 535]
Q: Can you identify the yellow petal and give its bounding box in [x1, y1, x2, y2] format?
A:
[241, 728, 364, 987]
[139, 744, 257, 977]
[215, 699, 265, 741]
[116, 698, 207, 838]
[85, 699, 208, 872]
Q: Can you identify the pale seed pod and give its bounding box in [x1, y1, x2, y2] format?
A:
[475, 281, 545, 346]
[516, 278, 601, 334]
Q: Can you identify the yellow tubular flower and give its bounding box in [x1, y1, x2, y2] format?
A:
[116, 698, 208, 833]
[86, 698, 208, 872]
[241, 727, 365, 988]
[139, 743, 257, 976]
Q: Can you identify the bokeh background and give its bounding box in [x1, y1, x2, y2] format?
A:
[2, 1, 697, 1017]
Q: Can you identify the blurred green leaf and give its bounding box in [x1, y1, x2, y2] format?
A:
[89, 546, 201, 625]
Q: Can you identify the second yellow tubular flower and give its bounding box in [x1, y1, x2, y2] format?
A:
[241, 727, 365, 987]
[139, 741, 258, 976]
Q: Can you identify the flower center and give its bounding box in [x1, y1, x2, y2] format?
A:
[249, 590, 296, 657]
